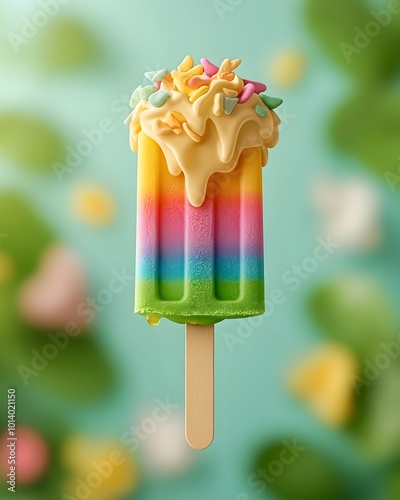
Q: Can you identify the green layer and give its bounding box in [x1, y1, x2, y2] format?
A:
[135, 279, 265, 325]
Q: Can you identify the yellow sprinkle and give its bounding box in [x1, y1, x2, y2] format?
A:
[213, 93, 223, 116]
[221, 72, 234, 81]
[223, 88, 238, 97]
[219, 58, 231, 74]
[189, 85, 209, 102]
[183, 122, 201, 143]
[172, 65, 203, 95]
[270, 50, 307, 87]
[72, 186, 116, 226]
[0, 251, 14, 283]
[164, 111, 185, 134]
[178, 55, 194, 72]
[231, 58, 241, 70]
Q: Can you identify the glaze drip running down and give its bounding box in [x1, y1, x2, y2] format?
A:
[126, 56, 282, 207]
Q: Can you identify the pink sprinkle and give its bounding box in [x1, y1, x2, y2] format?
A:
[201, 58, 219, 77]
[243, 79, 267, 94]
[189, 75, 211, 89]
[155, 81, 161, 90]
[238, 83, 256, 104]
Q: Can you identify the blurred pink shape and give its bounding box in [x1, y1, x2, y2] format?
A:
[18, 245, 88, 330]
[0, 427, 50, 485]
[312, 177, 382, 251]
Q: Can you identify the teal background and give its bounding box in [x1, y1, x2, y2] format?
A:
[1, 0, 400, 499]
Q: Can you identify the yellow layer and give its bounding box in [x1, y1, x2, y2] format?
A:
[137, 132, 263, 201]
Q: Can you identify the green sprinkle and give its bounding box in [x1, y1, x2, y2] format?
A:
[149, 90, 170, 108]
[224, 96, 239, 115]
[260, 94, 283, 110]
[130, 85, 143, 108]
[255, 105, 267, 117]
[144, 69, 169, 83]
[139, 85, 156, 101]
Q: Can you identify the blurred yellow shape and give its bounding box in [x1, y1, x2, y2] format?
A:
[270, 50, 306, 87]
[72, 186, 116, 226]
[62, 435, 139, 499]
[289, 344, 358, 427]
[0, 251, 15, 283]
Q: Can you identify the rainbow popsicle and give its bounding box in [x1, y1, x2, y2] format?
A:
[135, 132, 265, 326]
[126, 56, 282, 449]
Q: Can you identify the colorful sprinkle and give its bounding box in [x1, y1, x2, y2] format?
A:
[149, 90, 170, 108]
[144, 69, 169, 83]
[155, 81, 161, 90]
[243, 79, 267, 94]
[189, 75, 211, 89]
[200, 58, 219, 77]
[178, 55, 194, 72]
[213, 93, 223, 116]
[164, 111, 185, 134]
[130, 85, 143, 108]
[183, 122, 201, 143]
[255, 105, 267, 117]
[238, 83, 256, 104]
[219, 58, 240, 76]
[223, 88, 238, 97]
[260, 94, 284, 110]
[224, 96, 239, 115]
[139, 85, 156, 101]
[188, 85, 209, 103]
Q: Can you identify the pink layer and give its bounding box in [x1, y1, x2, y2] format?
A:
[137, 194, 263, 256]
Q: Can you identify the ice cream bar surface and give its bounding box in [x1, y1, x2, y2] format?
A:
[126, 56, 282, 326]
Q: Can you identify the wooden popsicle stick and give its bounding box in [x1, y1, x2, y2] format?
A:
[185, 323, 214, 449]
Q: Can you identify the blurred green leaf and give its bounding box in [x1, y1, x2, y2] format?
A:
[0, 114, 65, 172]
[309, 275, 397, 359]
[353, 363, 400, 462]
[33, 17, 101, 71]
[306, 0, 400, 80]
[253, 441, 352, 500]
[385, 464, 400, 500]
[0, 193, 54, 281]
[0, 194, 115, 402]
[0, 284, 114, 403]
[331, 85, 400, 183]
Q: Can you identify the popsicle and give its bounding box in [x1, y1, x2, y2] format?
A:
[126, 56, 282, 449]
